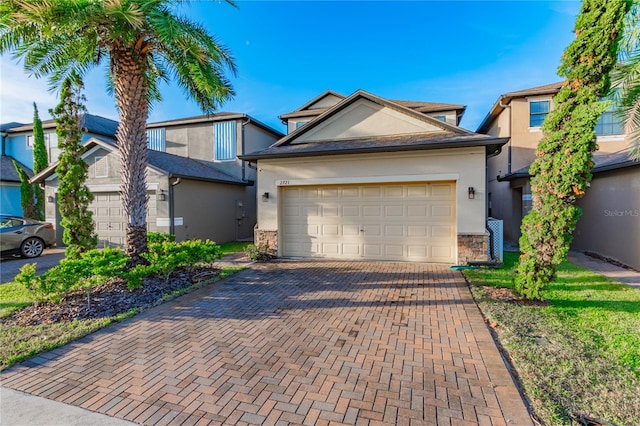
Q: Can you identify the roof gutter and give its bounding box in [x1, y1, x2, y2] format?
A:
[239, 137, 509, 162]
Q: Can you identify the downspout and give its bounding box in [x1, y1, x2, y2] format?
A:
[1, 132, 7, 156]
[169, 177, 181, 236]
[238, 117, 252, 241]
[241, 117, 251, 182]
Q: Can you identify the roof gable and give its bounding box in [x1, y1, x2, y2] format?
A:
[295, 90, 346, 111]
[279, 90, 469, 146]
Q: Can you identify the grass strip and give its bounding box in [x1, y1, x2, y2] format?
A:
[464, 252, 640, 425]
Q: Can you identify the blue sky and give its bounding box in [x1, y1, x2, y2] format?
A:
[0, 1, 581, 133]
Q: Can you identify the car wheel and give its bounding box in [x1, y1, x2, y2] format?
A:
[20, 237, 45, 258]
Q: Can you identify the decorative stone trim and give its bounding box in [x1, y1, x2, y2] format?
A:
[254, 227, 278, 255]
[458, 233, 489, 263]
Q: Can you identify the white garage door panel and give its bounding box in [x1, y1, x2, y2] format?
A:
[281, 182, 456, 262]
[90, 191, 156, 247]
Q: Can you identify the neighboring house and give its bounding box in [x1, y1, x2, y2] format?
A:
[0, 114, 118, 216]
[241, 89, 508, 264]
[1, 122, 27, 216]
[573, 150, 639, 270]
[478, 82, 639, 269]
[33, 113, 283, 247]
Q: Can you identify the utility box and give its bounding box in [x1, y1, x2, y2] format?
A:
[487, 218, 504, 262]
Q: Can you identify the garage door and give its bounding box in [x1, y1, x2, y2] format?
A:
[281, 182, 456, 263]
[89, 192, 157, 247]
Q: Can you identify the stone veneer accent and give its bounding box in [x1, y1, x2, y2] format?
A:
[458, 233, 489, 263]
[254, 228, 278, 255]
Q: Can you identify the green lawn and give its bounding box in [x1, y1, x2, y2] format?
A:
[0, 282, 34, 319]
[464, 252, 640, 425]
[218, 241, 252, 256]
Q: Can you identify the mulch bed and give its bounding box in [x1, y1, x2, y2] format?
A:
[3, 266, 220, 327]
[482, 286, 550, 307]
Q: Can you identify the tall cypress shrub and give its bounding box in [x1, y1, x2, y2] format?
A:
[32, 102, 48, 220]
[515, 0, 631, 299]
[13, 160, 35, 219]
[51, 77, 96, 258]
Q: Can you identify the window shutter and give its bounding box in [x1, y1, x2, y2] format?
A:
[146, 128, 166, 152]
[214, 121, 237, 161]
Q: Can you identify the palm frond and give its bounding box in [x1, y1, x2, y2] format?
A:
[146, 5, 235, 112]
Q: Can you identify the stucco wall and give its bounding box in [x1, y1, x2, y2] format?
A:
[572, 167, 640, 270]
[256, 147, 487, 237]
[5, 132, 111, 169]
[164, 121, 212, 160]
[0, 183, 22, 216]
[173, 179, 253, 243]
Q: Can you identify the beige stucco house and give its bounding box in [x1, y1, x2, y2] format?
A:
[478, 82, 639, 270]
[241, 90, 508, 264]
[33, 113, 283, 247]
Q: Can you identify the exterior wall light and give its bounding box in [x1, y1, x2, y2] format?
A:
[157, 190, 167, 201]
[262, 192, 269, 201]
[468, 187, 476, 199]
[47, 195, 54, 203]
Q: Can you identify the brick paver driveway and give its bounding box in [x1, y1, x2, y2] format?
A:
[1, 261, 532, 425]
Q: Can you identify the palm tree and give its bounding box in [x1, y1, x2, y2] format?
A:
[0, 0, 236, 265]
[613, 1, 640, 160]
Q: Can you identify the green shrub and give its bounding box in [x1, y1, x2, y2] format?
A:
[143, 238, 222, 279]
[15, 248, 128, 304]
[14, 238, 223, 302]
[244, 243, 273, 261]
[147, 232, 175, 244]
[14, 263, 64, 305]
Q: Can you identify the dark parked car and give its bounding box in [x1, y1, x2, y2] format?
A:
[0, 215, 56, 258]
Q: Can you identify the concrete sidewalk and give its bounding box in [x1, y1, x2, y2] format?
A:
[0, 387, 137, 426]
[568, 251, 640, 290]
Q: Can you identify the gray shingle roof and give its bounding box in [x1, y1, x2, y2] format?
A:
[502, 82, 564, 98]
[0, 122, 24, 132]
[8, 114, 118, 137]
[0, 156, 32, 182]
[148, 150, 246, 184]
[498, 149, 639, 181]
[241, 132, 508, 161]
[390, 100, 466, 114]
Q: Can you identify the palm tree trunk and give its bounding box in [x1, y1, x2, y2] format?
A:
[111, 48, 149, 266]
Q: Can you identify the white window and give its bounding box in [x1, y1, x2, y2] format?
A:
[595, 111, 624, 136]
[147, 128, 166, 152]
[295, 121, 308, 129]
[595, 93, 624, 137]
[529, 100, 550, 127]
[26, 135, 34, 149]
[433, 115, 447, 122]
[94, 156, 108, 178]
[46, 133, 60, 163]
[214, 121, 236, 161]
